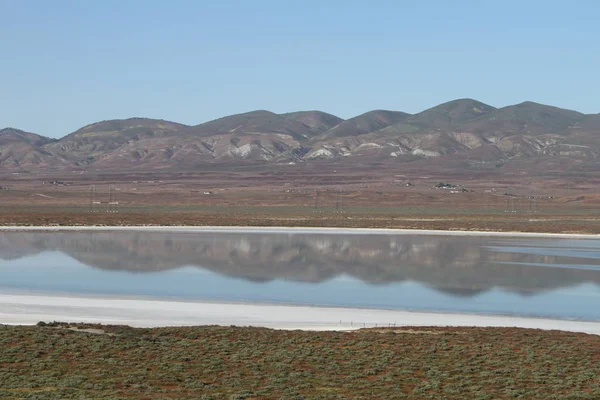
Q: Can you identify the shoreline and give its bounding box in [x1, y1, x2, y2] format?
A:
[1, 225, 600, 238]
[2, 292, 600, 334]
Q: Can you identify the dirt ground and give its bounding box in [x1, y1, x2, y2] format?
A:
[1, 208, 600, 234]
[2, 169, 600, 233]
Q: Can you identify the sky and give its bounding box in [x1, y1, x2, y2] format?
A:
[1, 0, 599, 138]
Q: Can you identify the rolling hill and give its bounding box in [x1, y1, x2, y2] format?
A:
[463, 101, 584, 136]
[1, 99, 600, 172]
[43, 118, 188, 166]
[0, 128, 62, 168]
[281, 111, 344, 136]
[406, 98, 497, 130]
[317, 110, 411, 141]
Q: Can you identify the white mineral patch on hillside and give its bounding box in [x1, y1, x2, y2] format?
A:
[355, 143, 382, 150]
[232, 143, 253, 158]
[306, 148, 334, 159]
[412, 148, 440, 157]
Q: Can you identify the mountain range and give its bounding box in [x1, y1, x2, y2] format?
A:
[2, 99, 600, 171]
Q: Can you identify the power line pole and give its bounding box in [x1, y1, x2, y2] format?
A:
[89, 185, 95, 212]
[527, 187, 538, 213]
[334, 188, 345, 213]
[505, 187, 516, 213]
[107, 184, 119, 213]
[107, 185, 112, 213]
[527, 195, 533, 213]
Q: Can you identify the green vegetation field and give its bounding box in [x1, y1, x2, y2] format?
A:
[1, 323, 599, 399]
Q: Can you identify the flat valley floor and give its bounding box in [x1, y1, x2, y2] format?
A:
[3, 168, 600, 234]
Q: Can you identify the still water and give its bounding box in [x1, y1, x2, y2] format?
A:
[1, 230, 600, 321]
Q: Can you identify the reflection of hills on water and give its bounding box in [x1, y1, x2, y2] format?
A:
[1, 232, 600, 297]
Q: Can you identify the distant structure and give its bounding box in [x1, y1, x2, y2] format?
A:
[89, 184, 119, 213]
[311, 188, 345, 212]
[107, 184, 119, 213]
[313, 189, 322, 212]
[504, 187, 516, 213]
[527, 188, 539, 213]
[334, 188, 345, 213]
[89, 185, 100, 212]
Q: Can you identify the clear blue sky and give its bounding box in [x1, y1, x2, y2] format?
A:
[1, 0, 599, 138]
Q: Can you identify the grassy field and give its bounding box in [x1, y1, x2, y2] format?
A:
[1, 323, 599, 399]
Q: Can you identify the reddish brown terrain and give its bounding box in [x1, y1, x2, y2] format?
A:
[2, 324, 600, 399]
[1, 166, 600, 233]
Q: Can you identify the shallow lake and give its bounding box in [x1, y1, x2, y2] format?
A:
[1, 230, 600, 321]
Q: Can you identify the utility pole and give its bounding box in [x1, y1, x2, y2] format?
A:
[89, 185, 95, 212]
[527, 187, 538, 213]
[335, 188, 344, 213]
[527, 196, 533, 213]
[505, 187, 516, 213]
[107, 184, 119, 213]
[107, 185, 112, 213]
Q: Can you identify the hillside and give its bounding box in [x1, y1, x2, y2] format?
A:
[183, 110, 317, 141]
[577, 113, 600, 131]
[1, 99, 600, 172]
[281, 110, 344, 136]
[463, 101, 585, 136]
[43, 118, 188, 166]
[406, 98, 497, 129]
[0, 128, 62, 168]
[318, 110, 411, 141]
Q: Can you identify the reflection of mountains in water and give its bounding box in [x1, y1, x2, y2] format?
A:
[1, 232, 600, 297]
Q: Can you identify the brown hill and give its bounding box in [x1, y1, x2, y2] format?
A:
[2, 99, 600, 172]
[407, 98, 497, 129]
[92, 132, 302, 167]
[44, 118, 187, 166]
[318, 110, 411, 141]
[183, 110, 316, 141]
[463, 101, 584, 136]
[576, 114, 600, 132]
[281, 111, 344, 136]
[0, 128, 62, 168]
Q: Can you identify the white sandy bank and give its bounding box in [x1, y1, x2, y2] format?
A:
[1, 225, 600, 238]
[1, 292, 600, 334]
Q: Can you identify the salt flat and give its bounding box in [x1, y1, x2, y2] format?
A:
[1, 292, 600, 334]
